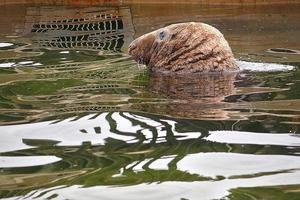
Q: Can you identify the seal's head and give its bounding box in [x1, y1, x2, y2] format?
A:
[128, 22, 238, 73]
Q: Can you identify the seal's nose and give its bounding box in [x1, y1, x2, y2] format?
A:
[128, 42, 137, 55]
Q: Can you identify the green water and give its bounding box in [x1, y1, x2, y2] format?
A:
[0, 3, 300, 200]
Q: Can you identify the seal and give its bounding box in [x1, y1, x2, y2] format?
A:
[128, 22, 238, 73]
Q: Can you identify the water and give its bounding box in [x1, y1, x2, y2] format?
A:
[0, 2, 300, 200]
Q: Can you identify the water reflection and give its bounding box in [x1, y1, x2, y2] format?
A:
[0, 111, 300, 199]
[0, 112, 202, 154]
[23, 6, 133, 52]
[10, 174, 300, 200]
[205, 130, 300, 146]
[0, 2, 300, 200]
[0, 156, 61, 168]
[142, 72, 237, 119]
[149, 72, 236, 100]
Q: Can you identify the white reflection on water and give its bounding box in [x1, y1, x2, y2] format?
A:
[148, 156, 175, 170]
[161, 119, 202, 140]
[111, 112, 144, 133]
[177, 152, 300, 178]
[237, 60, 295, 72]
[123, 113, 202, 143]
[59, 51, 70, 54]
[0, 156, 61, 168]
[125, 152, 300, 179]
[1, 112, 300, 198]
[0, 113, 113, 153]
[0, 113, 135, 153]
[129, 156, 176, 171]
[0, 112, 201, 154]
[205, 131, 300, 146]
[0, 42, 13, 48]
[0, 62, 15, 68]
[7, 170, 300, 200]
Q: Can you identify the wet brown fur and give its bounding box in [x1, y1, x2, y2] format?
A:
[128, 22, 238, 73]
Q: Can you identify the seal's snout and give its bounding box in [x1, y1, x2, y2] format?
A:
[128, 33, 157, 66]
[128, 41, 137, 55]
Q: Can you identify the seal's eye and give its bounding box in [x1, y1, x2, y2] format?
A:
[159, 31, 165, 40]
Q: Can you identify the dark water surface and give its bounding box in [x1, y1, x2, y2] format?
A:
[0, 2, 300, 200]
